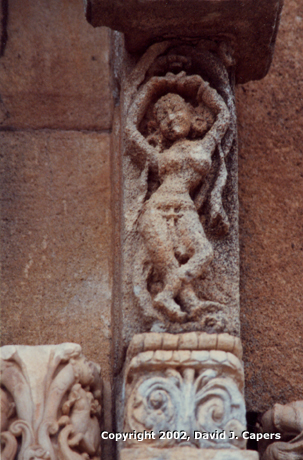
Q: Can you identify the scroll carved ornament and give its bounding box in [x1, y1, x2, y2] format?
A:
[122, 332, 246, 450]
[0, 344, 102, 460]
[123, 41, 239, 335]
[258, 401, 303, 460]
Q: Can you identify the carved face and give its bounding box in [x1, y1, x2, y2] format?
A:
[154, 93, 191, 142]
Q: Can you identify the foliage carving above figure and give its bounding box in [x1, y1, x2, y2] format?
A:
[124, 42, 237, 332]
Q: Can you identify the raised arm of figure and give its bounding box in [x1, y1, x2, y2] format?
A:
[198, 81, 230, 151]
[126, 121, 159, 173]
[125, 77, 163, 173]
[187, 85, 230, 171]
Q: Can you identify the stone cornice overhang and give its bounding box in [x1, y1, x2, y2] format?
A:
[85, 0, 283, 83]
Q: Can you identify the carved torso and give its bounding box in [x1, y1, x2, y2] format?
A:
[158, 139, 212, 192]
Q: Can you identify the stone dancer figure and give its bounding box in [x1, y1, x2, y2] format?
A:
[128, 72, 230, 322]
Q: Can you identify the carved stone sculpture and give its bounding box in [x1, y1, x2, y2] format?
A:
[119, 332, 258, 460]
[122, 42, 239, 338]
[0, 344, 102, 460]
[128, 68, 230, 324]
[258, 401, 303, 460]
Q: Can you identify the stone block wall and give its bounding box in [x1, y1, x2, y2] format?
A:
[0, 0, 114, 437]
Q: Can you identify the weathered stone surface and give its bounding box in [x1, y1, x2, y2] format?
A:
[0, 0, 299, 433]
[237, 0, 303, 412]
[85, 0, 283, 83]
[0, 344, 102, 460]
[0, 0, 113, 130]
[258, 401, 303, 460]
[0, 131, 112, 383]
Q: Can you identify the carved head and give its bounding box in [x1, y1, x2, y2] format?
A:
[154, 92, 214, 142]
[154, 93, 191, 141]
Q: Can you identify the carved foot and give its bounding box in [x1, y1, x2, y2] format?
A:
[68, 433, 83, 448]
[179, 286, 223, 322]
[154, 292, 187, 322]
[188, 301, 223, 321]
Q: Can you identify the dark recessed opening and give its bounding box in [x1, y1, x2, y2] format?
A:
[246, 411, 260, 451]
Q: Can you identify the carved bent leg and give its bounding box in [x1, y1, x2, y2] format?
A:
[174, 210, 223, 319]
[258, 401, 303, 460]
[176, 209, 214, 282]
[154, 279, 187, 322]
[140, 206, 187, 321]
[178, 284, 223, 320]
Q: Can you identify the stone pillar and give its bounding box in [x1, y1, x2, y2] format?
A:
[0, 344, 102, 460]
[85, 1, 283, 458]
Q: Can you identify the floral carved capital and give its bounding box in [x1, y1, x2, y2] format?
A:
[0, 343, 102, 460]
[122, 332, 247, 450]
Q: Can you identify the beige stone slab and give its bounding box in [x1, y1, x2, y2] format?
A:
[0, 0, 113, 130]
[120, 447, 259, 460]
[0, 131, 112, 382]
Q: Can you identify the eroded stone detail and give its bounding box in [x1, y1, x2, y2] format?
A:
[122, 332, 246, 450]
[258, 401, 303, 460]
[124, 42, 238, 334]
[0, 344, 102, 460]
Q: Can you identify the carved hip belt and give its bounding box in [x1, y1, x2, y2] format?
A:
[155, 202, 196, 219]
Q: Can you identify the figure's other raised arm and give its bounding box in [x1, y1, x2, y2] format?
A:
[197, 80, 230, 152]
[125, 77, 163, 172]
